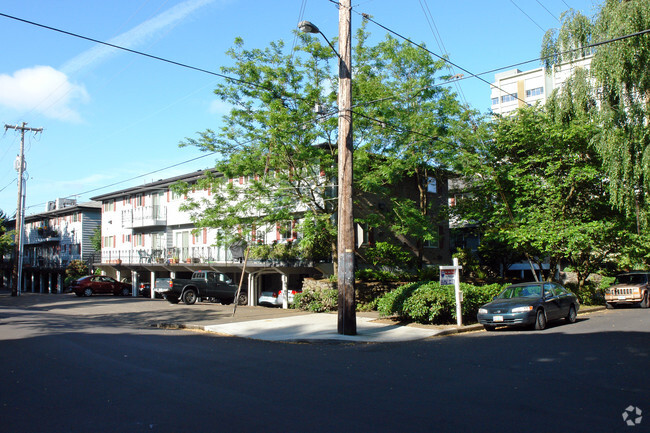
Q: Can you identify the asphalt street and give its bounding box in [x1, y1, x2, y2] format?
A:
[0, 292, 648, 433]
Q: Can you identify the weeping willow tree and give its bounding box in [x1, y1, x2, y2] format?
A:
[542, 0, 650, 232]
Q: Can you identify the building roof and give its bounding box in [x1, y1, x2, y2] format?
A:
[24, 201, 102, 223]
[90, 168, 222, 202]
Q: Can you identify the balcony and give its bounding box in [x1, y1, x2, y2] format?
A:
[122, 206, 166, 228]
[24, 227, 61, 245]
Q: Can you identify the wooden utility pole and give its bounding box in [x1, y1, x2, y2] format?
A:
[337, 0, 356, 335]
[5, 122, 43, 296]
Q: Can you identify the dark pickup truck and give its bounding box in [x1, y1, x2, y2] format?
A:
[155, 271, 247, 305]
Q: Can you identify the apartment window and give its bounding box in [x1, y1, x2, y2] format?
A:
[103, 200, 115, 212]
[134, 233, 145, 247]
[491, 97, 499, 105]
[526, 87, 544, 98]
[501, 93, 518, 103]
[424, 226, 443, 249]
[278, 221, 293, 240]
[427, 177, 437, 194]
[170, 189, 182, 201]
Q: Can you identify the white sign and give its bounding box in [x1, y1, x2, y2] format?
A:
[440, 259, 463, 326]
[439, 268, 457, 286]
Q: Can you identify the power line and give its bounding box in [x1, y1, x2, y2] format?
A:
[0, 12, 304, 101]
[358, 12, 532, 107]
[509, 0, 546, 32]
[535, 0, 560, 22]
[359, 10, 650, 107]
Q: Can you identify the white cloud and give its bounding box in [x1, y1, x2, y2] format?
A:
[0, 66, 89, 122]
[61, 0, 222, 75]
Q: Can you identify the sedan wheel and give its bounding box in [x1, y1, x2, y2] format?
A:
[566, 305, 577, 323]
[83, 288, 93, 297]
[121, 287, 131, 296]
[182, 290, 198, 305]
[534, 309, 547, 330]
[237, 293, 248, 305]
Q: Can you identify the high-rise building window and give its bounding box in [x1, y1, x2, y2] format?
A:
[526, 87, 544, 98]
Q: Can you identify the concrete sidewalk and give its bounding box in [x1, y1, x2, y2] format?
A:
[200, 313, 473, 343]
[177, 306, 605, 343]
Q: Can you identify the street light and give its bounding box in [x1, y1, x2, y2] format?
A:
[298, 20, 340, 59]
[299, 0, 356, 335]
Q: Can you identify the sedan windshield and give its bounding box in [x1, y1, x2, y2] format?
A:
[496, 285, 541, 299]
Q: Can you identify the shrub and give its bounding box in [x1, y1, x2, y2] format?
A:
[564, 281, 603, 305]
[402, 283, 455, 324]
[377, 281, 505, 324]
[293, 288, 338, 312]
[376, 282, 418, 317]
[66, 260, 88, 279]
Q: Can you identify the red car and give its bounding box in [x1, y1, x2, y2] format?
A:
[70, 276, 132, 297]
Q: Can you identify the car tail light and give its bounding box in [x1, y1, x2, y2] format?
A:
[273, 291, 278, 298]
[168, 280, 173, 288]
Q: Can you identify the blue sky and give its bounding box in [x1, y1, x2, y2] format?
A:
[0, 0, 597, 217]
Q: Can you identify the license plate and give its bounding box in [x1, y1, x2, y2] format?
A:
[493, 316, 504, 322]
[618, 296, 627, 300]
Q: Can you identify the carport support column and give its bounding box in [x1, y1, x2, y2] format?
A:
[247, 273, 256, 306]
[131, 270, 139, 297]
[281, 274, 288, 309]
[150, 271, 156, 299]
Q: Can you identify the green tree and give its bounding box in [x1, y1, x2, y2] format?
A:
[180, 26, 468, 269]
[542, 0, 650, 229]
[90, 227, 101, 252]
[456, 103, 630, 289]
[346, 25, 469, 268]
[0, 211, 13, 261]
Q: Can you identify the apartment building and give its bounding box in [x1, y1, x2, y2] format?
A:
[1, 199, 101, 293]
[90, 169, 322, 304]
[90, 166, 451, 303]
[490, 54, 593, 115]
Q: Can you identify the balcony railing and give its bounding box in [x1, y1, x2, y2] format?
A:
[97, 248, 319, 268]
[22, 253, 80, 269]
[121, 206, 167, 228]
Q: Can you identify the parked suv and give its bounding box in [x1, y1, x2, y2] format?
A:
[605, 272, 650, 309]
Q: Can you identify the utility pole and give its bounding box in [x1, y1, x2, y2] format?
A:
[5, 122, 42, 296]
[337, 0, 356, 335]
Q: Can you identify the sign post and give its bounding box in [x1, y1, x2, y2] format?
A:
[440, 258, 463, 327]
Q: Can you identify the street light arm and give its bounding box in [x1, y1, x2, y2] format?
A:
[298, 20, 341, 60]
